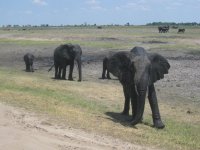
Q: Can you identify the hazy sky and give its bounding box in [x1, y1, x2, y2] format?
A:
[0, 0, 199, 26]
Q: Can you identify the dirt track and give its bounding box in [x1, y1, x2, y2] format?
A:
[0, 103, 152, 150]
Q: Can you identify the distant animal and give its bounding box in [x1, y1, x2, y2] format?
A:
[49, 44, 82, 81]
[24, 53, 34, 72]
[105, 46, 170, 129]
[171, 26, 178, 29]
[158, 26, 169, 33]
[97, 26, 102, 29]
[177, 28, 185, 33]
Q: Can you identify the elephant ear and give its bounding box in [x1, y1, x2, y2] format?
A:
[148, 53, 170, 83]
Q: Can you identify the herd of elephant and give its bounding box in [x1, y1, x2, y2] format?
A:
[24, 44, 170, 129]
[158, 25, 185, 33]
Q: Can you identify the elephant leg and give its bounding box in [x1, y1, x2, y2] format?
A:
[102, 70, 106, 79]
[27, 64, 30, 72]
[68, 62, 74, 81]
[107, 71, 111, 79]
[102, 62, 107, 79]
[30, 64, 34, 72]
[58, 66, 62, 79]
[25, 63, 28, 71]
[62, 66, 66, 80]
[122, 84, 130, 115]
[130, 89, 144, 124]
[130, 86, 138, 119]
[55, 65, 59, 79]
[30, 65, 32, 72]
[148, 84, 165, 129]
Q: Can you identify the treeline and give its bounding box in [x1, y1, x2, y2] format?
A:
[2, 22, 200, 28]
[146, 22, 200, 26]
[1, 23, 130, 28]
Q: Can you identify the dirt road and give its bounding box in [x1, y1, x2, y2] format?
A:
[0, 103, 152, 150]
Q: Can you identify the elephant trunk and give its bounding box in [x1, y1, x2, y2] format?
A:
[131, 75, 148, 126]
[76, 58, 82, 81]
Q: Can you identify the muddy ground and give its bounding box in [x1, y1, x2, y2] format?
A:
[1, 43, 200, 106]
[0, 42, 200, 115]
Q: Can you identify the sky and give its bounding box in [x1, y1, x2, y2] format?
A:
[0, 0, 200, 26]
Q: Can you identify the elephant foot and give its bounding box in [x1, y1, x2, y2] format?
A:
[68, 78, 74, 81]
[107, 76, 111, 79]
[60, 76, 66, 80]
[78, 79, 81, 82]
[121, 111, 129, 116]
[130, 117, 143, 123]
[101, 76, 106, 79]
[153, 119, 165, 129]
[55, 76, 61, 79]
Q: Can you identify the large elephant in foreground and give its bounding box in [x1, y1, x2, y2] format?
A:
[52, 44, 82, 81]
[106, 46, 170, 129]
[24, 53, 34, 72]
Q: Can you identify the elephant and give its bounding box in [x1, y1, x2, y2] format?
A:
[178, 28, 185, 33]
[50, 44, 82, 81]
[106, 46, 170, 129]
[158, 26, 169, 33]
[102, 51, 127, 79]
[24, 53, 34, 72]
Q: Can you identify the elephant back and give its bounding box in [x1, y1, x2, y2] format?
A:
[24, 53, 34, 61]
[107, 51, 131, 78]
[54, 44, 74, 61]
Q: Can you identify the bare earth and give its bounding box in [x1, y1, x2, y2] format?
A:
[0, 103, 152, 150]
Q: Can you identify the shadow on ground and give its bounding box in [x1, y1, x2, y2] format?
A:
[105, 112, 153, 128]
[105, 112, 134, 128]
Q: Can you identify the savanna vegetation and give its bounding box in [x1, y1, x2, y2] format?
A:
[0, 26, 200, 150]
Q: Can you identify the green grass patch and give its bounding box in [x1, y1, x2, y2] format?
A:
[141, 117, 200, 149]
[1, 26, 200, 51]
[0, 70, 108, 113]
[0, 38, 58, 46]
[0, 38, 129, 49]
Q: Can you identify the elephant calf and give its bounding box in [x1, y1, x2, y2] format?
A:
[24, 53, 34, 72]
[106, 46, 170, 129]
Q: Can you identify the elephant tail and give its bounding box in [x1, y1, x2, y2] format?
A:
[48, 64, 54, 72]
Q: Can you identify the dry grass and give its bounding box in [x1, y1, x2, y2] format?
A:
[0, 67, 199, 150]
